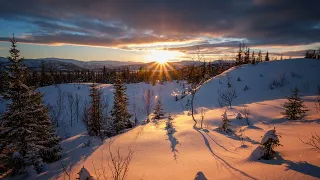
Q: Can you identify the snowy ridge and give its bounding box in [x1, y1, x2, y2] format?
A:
[1, 58, 320, 180]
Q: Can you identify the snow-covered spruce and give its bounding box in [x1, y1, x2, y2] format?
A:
[219, 111, 232, 133]
[87, 83, 103, 137]
[282, 87, 308, 120]
[260, 128, 281, 160]
[111, 76, 132, 134]
[236, 113, 243, 120]
[0, 37, 61, 175]
[153, 97, 165, 120]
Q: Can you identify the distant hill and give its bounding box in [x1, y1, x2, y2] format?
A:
[0, 57, 235, 71]
[0, 57, 145, 71]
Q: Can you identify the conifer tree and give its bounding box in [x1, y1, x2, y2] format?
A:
[153, 98, 165, 120]
[236, 43, 243, 65]
[219, 111, 232, 133]
[0, 36, 60, 174]
[111, 76, 132, 134]
[40, 61, 47, 86]
[260, 128, 281, 160]
[257, 50, 262, 63]
[282, 87, 307, 120]
[265, 51, 270, 61]
[244, 48, 250, 64]
[251, 51, 256, 65]
[88, 84, 103, 138]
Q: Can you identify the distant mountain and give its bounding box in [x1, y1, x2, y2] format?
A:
[0, 57, 235, 71]
[0, 57, 145, 71]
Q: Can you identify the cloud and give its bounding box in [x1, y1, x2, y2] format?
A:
[0, 0, 319, 55]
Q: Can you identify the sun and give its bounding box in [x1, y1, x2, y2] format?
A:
[145, 50, 179, 64]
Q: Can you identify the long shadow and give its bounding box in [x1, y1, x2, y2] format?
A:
[255, 102, 285, 111]
[285, 161, 320, 178]
[213, 128, 260, 145]
[166, 124, 179, 160]
[36, 133, 102, 179]
[265, 118, 320, 125]
[194, 127, 258, 180]
[194, 171, 208, 180]
[202, 129, 231, 152]
[259, 153, 320, 178]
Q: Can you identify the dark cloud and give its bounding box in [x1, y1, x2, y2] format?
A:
[0, 0, 319, 51]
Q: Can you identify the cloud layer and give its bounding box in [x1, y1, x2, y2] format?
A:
[0, 0, 319, 57]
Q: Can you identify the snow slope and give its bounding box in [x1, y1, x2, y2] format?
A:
[1, 58, 320, 180]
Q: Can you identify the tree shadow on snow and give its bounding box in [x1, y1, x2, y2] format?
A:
[285, 161, 320, 178]
[166, 125, 180, 161]
[36, 133, 103, 179]
[266, 118, 320, 125]
[259, 152, 320, 178]
[213, 128, 260, 145]
[194, 171, 208, 180]
[194, 127, 258, 180]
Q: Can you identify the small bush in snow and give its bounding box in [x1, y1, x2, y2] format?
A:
[268, 73, 287, 90]
[282, 87, 307, 120]
[219, 111, 232, 133]
[260, 128, 281, 160]
[239, 106, 251, 125]
[290, 72, 301, 79]
[153, 98, 165, 120]
[174, 95, 178, 101]
[243, 85, 249, 91]
[236, 113, 243, 120]
[237, 77, 242, 82]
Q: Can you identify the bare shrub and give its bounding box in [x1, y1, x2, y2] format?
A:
[67, 93, 75, 127]
[49, 86, 66, 127]
[82, 100, 90, 129]
[92, 141, 133, 180]
[299, 133, 320, 152]
[302, 82, 310, 92]
[61, 162, 74, 180]
[290, 72, 301, 79]
[239, 105, 250, 125]
[75, 94, 80, 123]
[199, 108, 206, 129]
[143, 89, 154, 122]
[217, 88, 237, 108]
[269, 72, 287, 89]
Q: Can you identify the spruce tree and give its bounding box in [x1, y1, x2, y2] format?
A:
[251, 51, 256, 65]
[244, 48, 250, 64]
[220, 111, 232, 133]
[282, 88, 307, 120]
[265, 51, 270, 61]
[260, 128, 281, 160]
[0, 36, 60, 174]
[153, 98, 165, 120]
[111, 76, 132, 134]
[257, 50, 262, 63]
[236, 43, 243, 65]
[88, 84, 103, 137]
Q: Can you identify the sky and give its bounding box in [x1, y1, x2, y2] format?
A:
[0, 0, 319, 62]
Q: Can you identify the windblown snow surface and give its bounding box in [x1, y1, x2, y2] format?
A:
[1, 58, 320, 180]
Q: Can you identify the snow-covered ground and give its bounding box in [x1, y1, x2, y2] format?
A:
[1, 58, 320, 179]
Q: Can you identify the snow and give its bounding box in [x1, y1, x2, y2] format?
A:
[1, 58, 320, 180]
[261, 129, 279, 144]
